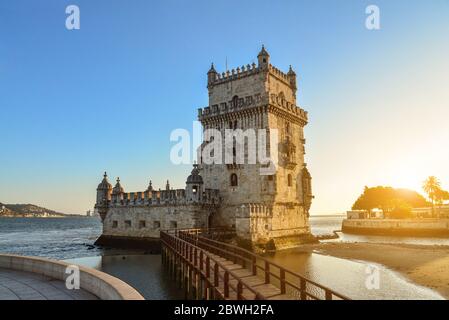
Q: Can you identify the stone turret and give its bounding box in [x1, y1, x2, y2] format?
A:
[112, 178, 124, 201]
[186, 164, 203, 202]
[287, 65, 297, 92]
[95, 172, 112, 222]
[257, 45, 270, 69]
[207, 63, 217, 87]
[147, 180, 153, 192]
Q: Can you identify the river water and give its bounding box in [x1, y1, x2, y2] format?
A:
[0, 216, 446, 299]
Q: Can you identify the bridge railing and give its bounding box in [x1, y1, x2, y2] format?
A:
[161, 230, 267, 300]
[173, 228, 350, 300]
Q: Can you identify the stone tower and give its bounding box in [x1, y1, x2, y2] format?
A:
[95, 172, 112, 222]
[198, 46, 314, 249]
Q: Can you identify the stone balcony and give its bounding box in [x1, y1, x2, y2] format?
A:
[198, 92, 308, 124]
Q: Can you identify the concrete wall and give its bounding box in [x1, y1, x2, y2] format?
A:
[0, 254, 144, 300]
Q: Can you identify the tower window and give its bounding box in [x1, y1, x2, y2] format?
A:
[112, 221, 118, 228]
[192, 186, 198, 194]
[232, 95, 239, 108]
[124, 220, 132, 228]
[153, 221, 161, 229]
[230, 174, 238, 187]
[170, 221, 178, 229]
[287, 174, 292, 187]
[139, 220, 146, 229]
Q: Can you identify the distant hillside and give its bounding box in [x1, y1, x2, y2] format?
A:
[0, 202, 67, 217]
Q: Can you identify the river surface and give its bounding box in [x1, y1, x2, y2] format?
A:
[0, 216, 446, 299]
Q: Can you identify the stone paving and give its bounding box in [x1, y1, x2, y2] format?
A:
[0, 268, 98, 300]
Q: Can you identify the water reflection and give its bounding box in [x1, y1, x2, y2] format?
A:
[65, 255, 183, 300]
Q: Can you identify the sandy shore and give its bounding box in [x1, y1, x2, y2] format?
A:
[297, 242, 449, 299]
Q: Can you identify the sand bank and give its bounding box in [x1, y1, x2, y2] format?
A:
[298, 242, 449, 299]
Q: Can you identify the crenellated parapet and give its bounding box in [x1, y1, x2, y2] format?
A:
[96, 165, 221, 213]
[109, 187, 220, 207]
[200, 46, 307, 126]
[208, 62, 260, 88]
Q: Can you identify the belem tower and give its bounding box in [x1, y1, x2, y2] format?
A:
[95, 47, 314, 251]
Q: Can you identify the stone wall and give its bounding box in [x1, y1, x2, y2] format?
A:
[102, 204, 213, 238]
[0, 254, 144, 300]
[342, 219, 449, 236]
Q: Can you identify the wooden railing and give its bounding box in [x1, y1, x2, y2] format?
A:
[161, 228, 350, 300]
[161, 229, 265, 300]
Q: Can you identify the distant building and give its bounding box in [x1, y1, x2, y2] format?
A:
[412, 204, 449, 218]
[347, 205, 449, 220]
[346, 209, 383, 219]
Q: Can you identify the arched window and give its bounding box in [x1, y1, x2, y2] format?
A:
[230, 174, 238, 187]
[287, 174, 292, 187]
[232, 95, 239, 108]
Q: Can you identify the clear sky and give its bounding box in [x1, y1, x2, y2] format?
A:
[1, 0, 448, 215]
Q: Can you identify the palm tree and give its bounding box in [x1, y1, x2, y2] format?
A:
[423, 176, 441, 217]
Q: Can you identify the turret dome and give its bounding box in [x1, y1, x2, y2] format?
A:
[288, 65, 296, 76]
[257, 45, 270, 58]
[112, 177, 124, 194]
[186, 164, 203, 184]
[97, 172, 112, 190]
[207, 63, 217, 74]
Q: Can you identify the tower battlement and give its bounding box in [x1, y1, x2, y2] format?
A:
[110, 187, 220, 207]
[201, 46, 306, 126]
[208, 63, 294, 88]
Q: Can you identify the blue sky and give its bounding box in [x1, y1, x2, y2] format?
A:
[1, 0, 448, 214]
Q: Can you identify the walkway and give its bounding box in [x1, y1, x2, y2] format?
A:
[0, 268, 98, 300]
[161, 229, 350, 300]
